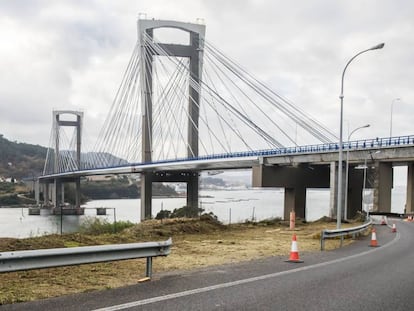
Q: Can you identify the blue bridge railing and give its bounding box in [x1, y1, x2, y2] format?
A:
[43, 134, 414, 177]
[159, 134, 414, 165]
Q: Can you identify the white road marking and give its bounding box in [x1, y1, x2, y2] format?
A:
[93, 232, 400, 311]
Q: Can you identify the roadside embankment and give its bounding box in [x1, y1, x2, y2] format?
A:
[0, 217, 365, 305]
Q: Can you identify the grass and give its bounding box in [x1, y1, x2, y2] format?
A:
[79, 218, 135, 235]
[0, 216, 366, 305]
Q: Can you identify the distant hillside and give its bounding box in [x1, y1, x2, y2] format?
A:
[0, 135, 128, 180]
[0, 134, 47, 179]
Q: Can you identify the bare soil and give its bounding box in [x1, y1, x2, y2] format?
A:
[0, 217, 365, 305]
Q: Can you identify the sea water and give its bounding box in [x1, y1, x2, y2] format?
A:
[0, 187, 406, 238]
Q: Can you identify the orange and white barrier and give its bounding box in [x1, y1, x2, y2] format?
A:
[286, 234, 303, 263]
[370, 228, 379, 247]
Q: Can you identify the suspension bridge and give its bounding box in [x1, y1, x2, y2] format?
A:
[36, 18, 414, 221]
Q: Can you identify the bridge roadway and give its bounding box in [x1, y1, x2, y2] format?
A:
[39, 135, 414, 180]
[1, 221, 413, 310]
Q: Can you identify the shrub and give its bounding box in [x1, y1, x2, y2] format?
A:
[79, 218, 135, 235]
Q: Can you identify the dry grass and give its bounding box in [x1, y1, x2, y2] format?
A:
[0, 217, 364, 305]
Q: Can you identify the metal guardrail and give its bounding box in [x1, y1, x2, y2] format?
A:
[320, 220, 372, 251]
[0, 238, 172, 278]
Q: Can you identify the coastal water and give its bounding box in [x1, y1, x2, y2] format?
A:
[0, 187, 406, 238]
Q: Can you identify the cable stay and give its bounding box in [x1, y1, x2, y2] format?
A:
[43, 32, 340, 174]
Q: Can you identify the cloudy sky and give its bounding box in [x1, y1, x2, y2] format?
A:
[1, 0, 413, 150]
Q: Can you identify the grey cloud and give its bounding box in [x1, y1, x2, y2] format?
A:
[1, 0, 414, 148]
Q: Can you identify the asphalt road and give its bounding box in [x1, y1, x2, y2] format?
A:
[1, 220, 413, 311]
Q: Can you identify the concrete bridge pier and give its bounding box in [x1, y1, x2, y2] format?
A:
[35, 179, 40, 205]
[74, 177, 81, 208]
[43, 183, 50, 206]
[406, 163, 414, 214]
[140, 171, 200, 220]
[252, 164, 330, 221]
[329, 162, 339, 219]
[51, 179, 65, 208]
[140, 172, 153, 221]
[373, 162, 393, 213]
[186, 173, 199, 212]
[346, 166, 364, 218]
[284, 187, 306, 220]
[329, 161, 365, 221]
[51, 180, 57, 207]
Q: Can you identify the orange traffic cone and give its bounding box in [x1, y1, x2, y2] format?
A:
[285, 234, 303, 263]
[381, 217, 387, 225]
[370, 228, 379, 247]
[391, 223, 397, 233]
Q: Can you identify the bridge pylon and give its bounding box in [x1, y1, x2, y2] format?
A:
[39, 111, 83, 209]
[138, 18, 205, 220]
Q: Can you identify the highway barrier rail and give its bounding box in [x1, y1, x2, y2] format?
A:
[0, 238, 172, 278]
[320, 221, 372, 251]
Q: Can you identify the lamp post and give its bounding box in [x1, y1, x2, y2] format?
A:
[390, 98, 401, 137]
[344, 124, 370, 221]
[337, 42, 384, 229]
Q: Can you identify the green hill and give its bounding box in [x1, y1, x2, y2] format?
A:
[0, 134, 47, 180]
[0, 135, 178, 205]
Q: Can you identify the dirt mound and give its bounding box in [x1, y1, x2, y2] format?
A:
[125, 216, 226, 239]
[313, 216, 336, 223]
[0, 235, 66, 252]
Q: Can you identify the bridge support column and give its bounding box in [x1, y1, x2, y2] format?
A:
[44, 183, 50, 206]
[52, 179, 65, 207]
[61, 182, 65, 205]
[405, 163, 414, 214]
[329, 162, 339, 219]
[373, 162, 393, 212]
[35, 180, 40, 205]
[187, 173, 199, 210]
[141, 173, 153, 220]
[52, 180, 57, 207]
[284, 187, 306, 220]
[75, 177, 81, 208]
[347, 168, 364, 219]
[253, 164, 330, 221]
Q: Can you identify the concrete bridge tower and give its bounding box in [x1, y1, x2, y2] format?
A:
[138, 19, 206, 220]
[42, 111, 83, 209]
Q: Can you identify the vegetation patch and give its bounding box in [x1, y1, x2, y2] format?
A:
[79, 218, 135, 235]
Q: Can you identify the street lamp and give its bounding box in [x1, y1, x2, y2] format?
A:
[337, 42, 384, 229]
[344, 124, 370, 221]
[390, 98, 401, 137]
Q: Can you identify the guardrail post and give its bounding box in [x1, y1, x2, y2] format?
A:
[146, 257, 153, 278]
[320, 231, 325, 251]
